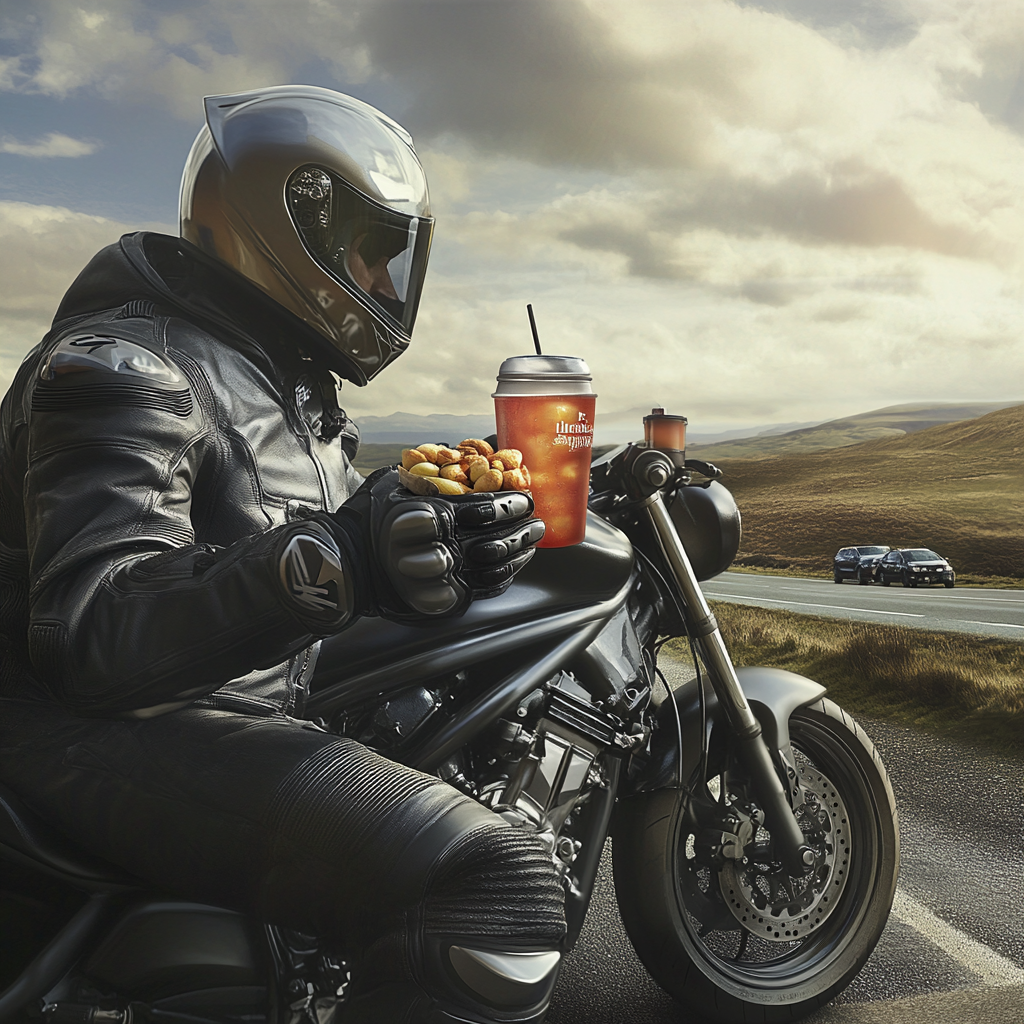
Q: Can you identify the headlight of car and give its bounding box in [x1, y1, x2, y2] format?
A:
[911, 566, 921, 572]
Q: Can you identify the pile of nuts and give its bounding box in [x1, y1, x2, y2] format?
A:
[399, 438, 531, 497]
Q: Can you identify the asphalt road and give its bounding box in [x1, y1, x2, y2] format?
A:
[700, 572, 1024, 641]
[546, 652, 1024, 1024]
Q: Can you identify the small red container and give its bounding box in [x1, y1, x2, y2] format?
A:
[643, 407, 687, 451]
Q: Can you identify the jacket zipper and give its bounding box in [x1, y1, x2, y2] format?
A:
[302, 424, 331, 511]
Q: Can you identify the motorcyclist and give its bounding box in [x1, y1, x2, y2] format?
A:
[0, 86, 564, 1023]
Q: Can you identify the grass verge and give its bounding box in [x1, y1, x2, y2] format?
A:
[669, 602, 1024, 753]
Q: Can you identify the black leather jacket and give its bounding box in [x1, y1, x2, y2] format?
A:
[0, 232, 365, 717]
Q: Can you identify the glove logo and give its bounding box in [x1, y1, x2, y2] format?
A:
[280, 533, 346, 614]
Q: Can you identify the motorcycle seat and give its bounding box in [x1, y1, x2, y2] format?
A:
[0, 782, 140, 891]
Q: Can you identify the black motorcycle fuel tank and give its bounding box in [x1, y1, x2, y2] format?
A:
[309, 512, 634, 706]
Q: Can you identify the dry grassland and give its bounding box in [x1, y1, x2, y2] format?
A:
[690, 601, 1024, 751]
[716, 404, 1024, 580]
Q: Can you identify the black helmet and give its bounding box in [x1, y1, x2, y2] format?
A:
[179, 85, 433, 385]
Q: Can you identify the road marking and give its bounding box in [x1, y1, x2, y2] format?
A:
[891, 889, 1024, 987]
[722, 574, 1024, 599]
[702, 592, 925, 617]
[968, 621, 1024, 629]
[786, 586, 1024, 609]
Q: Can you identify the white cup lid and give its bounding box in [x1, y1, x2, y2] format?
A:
[493, 354, 594, 396]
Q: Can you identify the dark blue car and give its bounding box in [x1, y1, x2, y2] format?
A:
[833, 545, 890, 584]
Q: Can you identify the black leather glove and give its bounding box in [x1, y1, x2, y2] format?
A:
[318, 468, 545, 622]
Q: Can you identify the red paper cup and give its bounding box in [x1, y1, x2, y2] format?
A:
[493, 356, 596, 548]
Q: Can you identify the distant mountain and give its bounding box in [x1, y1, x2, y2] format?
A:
[594, 406, 821, 445]
[357, 411, 496, 443]
[690, 401, 1024, 459]
[351, 406, 810, 446]
[350, 400, 1024, 469]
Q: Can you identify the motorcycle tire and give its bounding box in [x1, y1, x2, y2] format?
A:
[833, 573, 842, 584]
[880, 577, 890, 586]
[857, 570, 868, 586]
[612, 698, 899, 1024]
[944, 582, 954, 589]
[901, 573, 911, 588]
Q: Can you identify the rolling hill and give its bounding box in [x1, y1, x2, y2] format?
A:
[715, 404, 1024, 579]
[690, 400, 1022, 459]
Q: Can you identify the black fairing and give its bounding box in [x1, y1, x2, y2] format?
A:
[310, 512, 634, 699]
[668, 481, 741, 582]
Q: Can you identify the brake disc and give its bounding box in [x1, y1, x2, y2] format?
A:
[718, 756, 851, 942]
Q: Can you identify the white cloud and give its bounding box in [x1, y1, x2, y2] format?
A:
[339, 226, 1023, 426]
[0, 132, 98, 157]
[0, 0, 362, 118]
[0, 202, 148, 377]
[0, 0, 1021, 425]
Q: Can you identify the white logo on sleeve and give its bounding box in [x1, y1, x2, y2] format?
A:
[280, 533, 346, 615]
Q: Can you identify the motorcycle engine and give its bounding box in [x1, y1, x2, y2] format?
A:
[446, 672, 630, 877]
[344, 669, 648, 881]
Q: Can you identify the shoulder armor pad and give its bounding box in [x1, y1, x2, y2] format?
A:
[41, 333, 182, 385]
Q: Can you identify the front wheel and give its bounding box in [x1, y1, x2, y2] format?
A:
[944, 581, 954, 589]
[612, 699, 899, 1023]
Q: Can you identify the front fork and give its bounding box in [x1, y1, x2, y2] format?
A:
[641, 485, 814, 876]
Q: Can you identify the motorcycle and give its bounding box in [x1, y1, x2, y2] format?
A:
[0, 433, 899, 1024]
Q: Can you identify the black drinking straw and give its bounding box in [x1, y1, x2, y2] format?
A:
[526, 304, 543, 355]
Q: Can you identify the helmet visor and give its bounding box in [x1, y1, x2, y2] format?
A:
[288, 166, 433, 335]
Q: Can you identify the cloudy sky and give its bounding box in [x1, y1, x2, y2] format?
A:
[1, 0, 1022, 433]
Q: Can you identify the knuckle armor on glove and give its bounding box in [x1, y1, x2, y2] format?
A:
[380, 489, 544, 617]
[323, 468, 545, 622]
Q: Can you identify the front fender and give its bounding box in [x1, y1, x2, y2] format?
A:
[737, 666, 827, 752]
[629, 665, 826, 794]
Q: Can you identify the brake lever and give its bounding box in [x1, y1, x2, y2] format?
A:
[683, 458, 722, 482]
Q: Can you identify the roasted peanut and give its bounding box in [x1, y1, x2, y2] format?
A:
[458, 438, 495, 459]
[416, 443, 443, 464]
[435, 446, 462, 465]
[432, 477, 468, 496]
[493, 448, 523, 470]
[502, 468, 530, 492]
[439, 463, 469, 485]
[401, 448, 428, 470]
[403, 438, 531, 495]
[473, 468, 503, 492]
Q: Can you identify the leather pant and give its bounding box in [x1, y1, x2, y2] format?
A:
[0, 698, 565, 1022]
